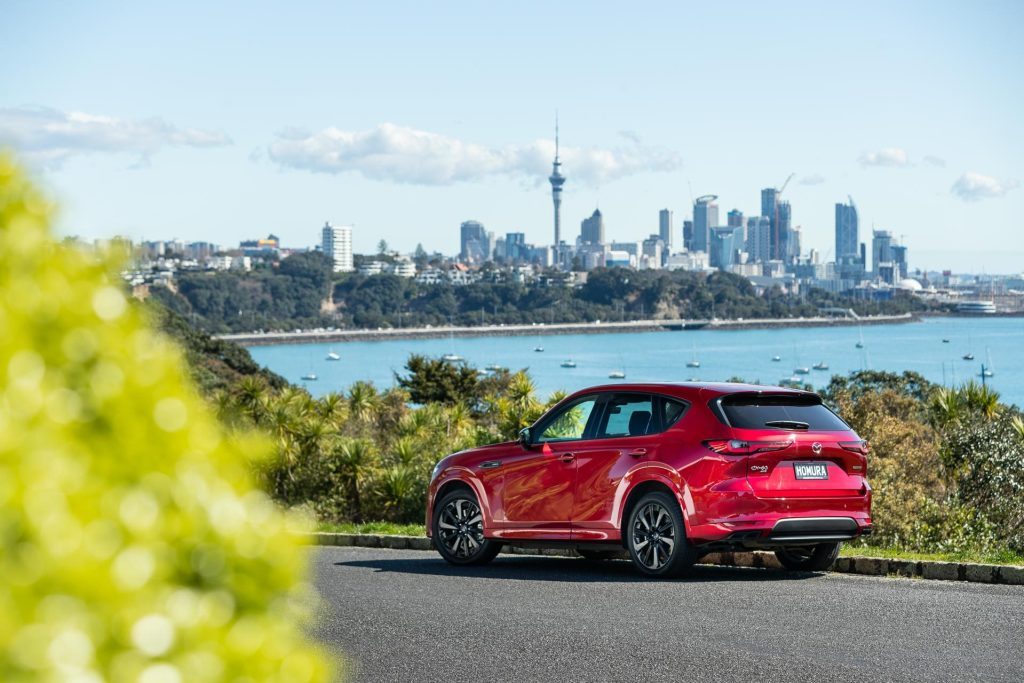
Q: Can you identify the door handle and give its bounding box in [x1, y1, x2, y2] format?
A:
[479, 460, 502, 469]
[628, 448, 648, 457]
[558, 453, 575, 463]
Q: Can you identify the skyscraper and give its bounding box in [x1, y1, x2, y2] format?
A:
[321, 222, 353, 273]
[710, 226, 744, 269]
[549, 118, 566, 249]
[872, 229, 894, 279]
[835, 198, 859, 262]
[727, 209, 744, 228]
[778, 201, 792, 260]
[659, 208, 673, 249]
[682, 220, 693, 251]
[580, 208, 604, 244]
[761, 188, 791, 261]
[746, 216, 771, 263]
[692, 195, 718, 253]
[460, 220, 492, 263]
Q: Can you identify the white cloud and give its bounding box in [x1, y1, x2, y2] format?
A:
[0, 106, 231, 168]
[267, 122, 681, 185]
[950, 171, 1018, 201]
[858, 147, 909, 167]
[922, 155, 946, 167]
[799, 173, 825, 186]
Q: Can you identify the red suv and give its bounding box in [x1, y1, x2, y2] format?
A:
[426, 382, 871, 577]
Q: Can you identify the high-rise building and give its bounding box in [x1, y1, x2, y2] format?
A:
[692, 195, 718, 253]
[321, 222, 353, 273]
[460, 220, 492, 263]
[549, 118, 566, 249]
[872, 231, 897, 282]
[746, 216, 771, 263]
[835, 198, 859, 262]
[659, 208, 673, 249]
[761, 188, 792, 261]
[682, 220, 693, 251]
[727, 209, 744, 228]
[505, 232, 526, 261]
[710, 225, 745, 269]
[580, 208, 605, 244]
[891, 244, 908, 280]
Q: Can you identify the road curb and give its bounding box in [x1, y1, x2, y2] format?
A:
[308, 533, 1024, 585]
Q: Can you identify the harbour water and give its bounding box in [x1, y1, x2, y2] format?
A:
[247, 316, 1023, 407]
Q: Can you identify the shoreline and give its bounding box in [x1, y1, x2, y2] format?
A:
[221, 312, 920, 346]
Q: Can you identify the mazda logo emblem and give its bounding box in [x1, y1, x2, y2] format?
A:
[812, 442, 822, 454]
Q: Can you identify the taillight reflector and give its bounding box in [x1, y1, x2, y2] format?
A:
[705, 439, 793, 455]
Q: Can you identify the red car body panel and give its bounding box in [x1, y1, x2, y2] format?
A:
[427, 382, 872, 550]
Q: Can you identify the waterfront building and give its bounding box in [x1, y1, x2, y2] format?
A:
[692, 196, 718, 253]
[321, 222, 354, 273]
[580, 208, 605, 245]
[659, 209, 674, 249]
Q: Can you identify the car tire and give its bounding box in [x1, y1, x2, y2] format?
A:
[625, 491, 698, 578]
[432, 489, 502, 566]
[577, 549, 622, 561]
[775, 542, 841, 571]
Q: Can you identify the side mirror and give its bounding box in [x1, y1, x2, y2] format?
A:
[518, 427, 534, 449]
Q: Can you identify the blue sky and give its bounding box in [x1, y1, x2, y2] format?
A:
[2, 1, 1022, 272]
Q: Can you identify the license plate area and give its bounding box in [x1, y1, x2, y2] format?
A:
[794, 462, 829, 480]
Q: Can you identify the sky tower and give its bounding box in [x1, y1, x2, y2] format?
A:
[549, 116, 566, 248]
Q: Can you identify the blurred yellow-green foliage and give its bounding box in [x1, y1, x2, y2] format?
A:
[0, 155, 332, 681]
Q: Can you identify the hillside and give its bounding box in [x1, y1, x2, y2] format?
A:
[143, 299, 289, 394]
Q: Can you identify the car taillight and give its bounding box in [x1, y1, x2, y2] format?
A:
[839, 440, 869, 455]
[704, 439, 792, 455]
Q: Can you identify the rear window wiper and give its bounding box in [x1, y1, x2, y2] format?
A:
[764, 420, 810, 430]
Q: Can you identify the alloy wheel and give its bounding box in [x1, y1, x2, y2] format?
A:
[631, 502, 676, 570]
[437, 497, 485, 559]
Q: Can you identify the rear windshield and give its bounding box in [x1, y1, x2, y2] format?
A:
[717, 395, 850, 431]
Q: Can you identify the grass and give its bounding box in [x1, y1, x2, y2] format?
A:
[317, 521, 426, 537]
[316, 520, 1024, 566]
[840, 543, 1024, 567]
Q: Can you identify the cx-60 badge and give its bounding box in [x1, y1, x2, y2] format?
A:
[811, 442, 823, 454]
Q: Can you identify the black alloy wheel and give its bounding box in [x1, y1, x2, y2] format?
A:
[433, 490, 502, 566]
[626, 491, 698, 578]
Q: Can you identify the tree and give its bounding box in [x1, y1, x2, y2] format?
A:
[396, 355, 481, 406]
[0, 156, 331, 681]
[377, 239, 389, 256]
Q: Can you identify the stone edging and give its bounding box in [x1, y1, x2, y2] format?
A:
[309, 533, 1024, 586]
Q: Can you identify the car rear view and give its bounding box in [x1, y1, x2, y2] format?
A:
[706, 391, 872, 570]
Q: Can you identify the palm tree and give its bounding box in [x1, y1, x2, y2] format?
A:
[347, 381, 380, 424]
[335, 438, 376, 522]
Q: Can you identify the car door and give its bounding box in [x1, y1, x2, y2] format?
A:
[499, 394, 601, 540]
[571, 393, 664, 541]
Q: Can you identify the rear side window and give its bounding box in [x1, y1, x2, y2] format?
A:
[596, 394, 655, 437]
[717, 395, 850, 431]
[661, 398, 687, 429]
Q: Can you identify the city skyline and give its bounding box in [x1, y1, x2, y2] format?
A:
[1, 2, 1022, 272]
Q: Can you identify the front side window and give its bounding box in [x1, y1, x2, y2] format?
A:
[596, 394, 655, 438]
[537, 396, 598, 442]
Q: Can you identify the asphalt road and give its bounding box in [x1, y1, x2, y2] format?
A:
[313, 546, 1024, 682]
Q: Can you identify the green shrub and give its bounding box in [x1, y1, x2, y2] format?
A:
[0, 156, 331, 681]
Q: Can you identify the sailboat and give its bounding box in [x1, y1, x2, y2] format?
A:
[980, 348, 994, 378]
[301, 372, 317, 381]
[855, 326, 865, 349]
[771, 355, 782, 362]
[686, 342, 700, 368]
[608, 370, 626, 379]
[325, 350, 341, 361]
[442, 328, 463, 362]
[534, 345, 545, 352]
[962, 333, 974, 361]
[561, 359, 577, 368]
[812, 361, 829, 370]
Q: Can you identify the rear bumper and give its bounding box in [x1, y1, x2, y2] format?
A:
[690, 510, 872, 548]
